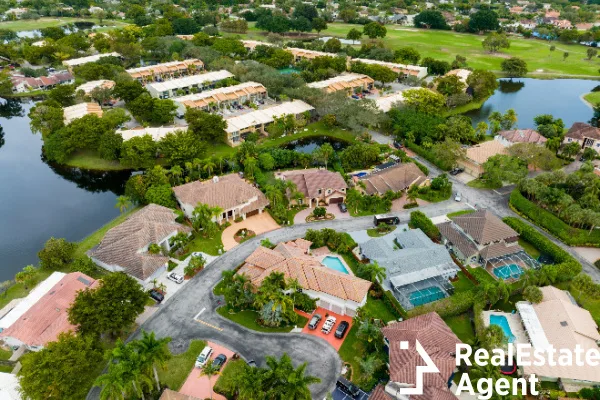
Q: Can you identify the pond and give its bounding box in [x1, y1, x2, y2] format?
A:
[0, 100, 131, 281]
[282, 136, 349, 153]
[465, 78, 599, 129]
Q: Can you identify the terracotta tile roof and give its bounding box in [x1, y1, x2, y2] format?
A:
[173, 174, 269, 213]
[497, 129, 547, 144]
[451, 210, 518, 245]
[382, 312, 460, 399]
[465, 140, 507, 165]
[126, 59, 204, 79]
[63, 102, 103, 124]
[437, 221, 478, 259]
[565, 122, 600, 141]
[89, 204, 190, 281]
[281, 169, 347, 198]
[360, 163, 426, 195]
[238, 240, 371, 303]
[479, 242, 523, 261]
[0, 272, 97, 347]
[369, 385, 393, 400]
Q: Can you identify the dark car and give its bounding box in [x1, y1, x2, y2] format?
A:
[213, 354, 227, 370]
[450, 167, 464, 176]
[308, 313, 322, 330]
[393, 141, 404, 150]
[338, 203, 347, 213]
[149, 289, 164, 303]
[336, 377, 361, 398]
[334, 321, 350, 339]
[247, 360, 257, 368]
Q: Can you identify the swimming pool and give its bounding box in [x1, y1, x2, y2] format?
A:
[493, 264, 524, 280]
[353, 172, 368, 178]
[409, 286, 445, 307]
[322, 256, 349, 274]
[490, 315, 515, 343]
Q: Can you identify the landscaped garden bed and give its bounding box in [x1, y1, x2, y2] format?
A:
[234, 228, 256, 243]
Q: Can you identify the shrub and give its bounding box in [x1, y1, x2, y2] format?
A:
[167, 260, 178, 272]
[312, 206, 327, 218]
[523, 285, 543, 303]
[409, 211, 440, 240]
[509, 190, 600, 246]
[405, 142, 452, 171]
[403, 203, 419, 209]
[304, 229, 357, 253]
[148, 243, 162, 254]
[408, 290, 476, 318]
[412, 160, 429, 176]
[174, 210, 185, 223]
[293, 292, 318, 312]
[595, 259, 600, 270]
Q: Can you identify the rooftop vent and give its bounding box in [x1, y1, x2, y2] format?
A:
[77, 276, 91, 286]
[213, 176, 219, 183]
[560, 321, 568, 327]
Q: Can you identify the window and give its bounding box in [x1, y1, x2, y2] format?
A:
[318, 189, 322, 194]
[567, 138, 572, 142]
[327, 189, 331, 194]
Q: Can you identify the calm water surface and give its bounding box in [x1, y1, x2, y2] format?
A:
[0, 101, 130, 281]
[465, 78, 599, 128]
[283, 136, 349, 153]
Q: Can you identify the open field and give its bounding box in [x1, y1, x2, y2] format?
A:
[241, 22, 600, 77]
[0, 17, 130, 31]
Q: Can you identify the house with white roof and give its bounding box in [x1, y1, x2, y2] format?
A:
[62, 52, 121, 70]
[75, 80, 115, 95]
[352, 58, 428, 79]
[146, 70, 234, 99]
[118, 126, 188, 141]
[173, 81, 267, 116]
[63, 102, 103, 124]
[307, 73, 374, 94]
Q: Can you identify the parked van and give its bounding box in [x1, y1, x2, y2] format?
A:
[195, 346, 213, 368]
[374, 214, 400, 226]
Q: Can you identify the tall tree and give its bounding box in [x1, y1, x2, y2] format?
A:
[135, 330, 172, 391]
[115, 195, 133, 213]
[200, 359, 221, 400]
[501, 57, 528, 78]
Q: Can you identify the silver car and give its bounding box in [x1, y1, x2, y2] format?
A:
[167, 272, 184, 284]
[454, 193, 462, 202]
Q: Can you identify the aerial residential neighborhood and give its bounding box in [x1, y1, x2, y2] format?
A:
[1, 0, 600, 399]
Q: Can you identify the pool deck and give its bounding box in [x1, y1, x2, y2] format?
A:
[482, 310, 529, 345]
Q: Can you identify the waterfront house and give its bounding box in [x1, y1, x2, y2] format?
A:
[563, 122, 600, 153]
[63, 102, 103, 124]
[495, 129, 547, 147]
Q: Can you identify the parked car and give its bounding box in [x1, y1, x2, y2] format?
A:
[247, 359, 257, 368]
[336, 377, 361, 398]
[195, 346, 213, 368]
[321, 316, 337, 334]
[167, 272, 183, 284]
[393, 141, 404, 150]
[450, 167, 464, 176]
[334, 321, 350, 339]
[454, 192, 462, 202]
[213, 354, 227, 370]
[308, 313, 322, 330]
[338, 203, 347, 213]
[149, 289, 164, 303]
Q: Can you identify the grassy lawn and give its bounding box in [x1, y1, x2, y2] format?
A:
[518, 238, 541, 259]
[366, 226, 397, 237]
[258, 121, 357, 149]
[0, 17, 130, 31]
[214, 359, 248, 397]
[0, 365, 13, 373]
[216, 307, 308, 333]
[447, 209, 475, 218]
[349, 203, 390, 217]
[338, 324, 361, 385]
[315, 24, 600, 77]
[64, 150, 129, 171]
[0, 347, 12, 361]
[467, 179, 501, 189]
[444, 314, 475, 344]
[362, 294, 399, 323]
[74, 206, 141, 259]
[493, 293, 524, 313]
[182, 231, 224, 258]
[452, 271, 476, 293]
[583, 91, 600, 106]
[157, 339, 207, 390]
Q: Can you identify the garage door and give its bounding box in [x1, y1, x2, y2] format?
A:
[329, 197, 344, 204]
[246, 209, 259, 217]
[318, 299, 332, 310]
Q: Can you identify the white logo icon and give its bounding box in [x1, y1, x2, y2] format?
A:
[397, 340, 440, 395]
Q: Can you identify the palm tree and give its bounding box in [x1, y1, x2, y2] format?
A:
[282, 362, 321, 400]
[200, 359, 221, 400]
[406, 185, 418, 205]
[114, 196, 132, 214]
[170, 165, 183, 185]
[355, 354, 383, 379]
[95, 365, 126, 400]
[362, 261, 386, 283]
[265, 185, 283, 207]
[135, 330, 172, 391]
[193, 158, 203, 177]
[203, 159, 217, 176]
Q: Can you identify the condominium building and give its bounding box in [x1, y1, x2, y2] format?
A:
[146, 70, 235, 99]
[352, 58, 428, 79]
[62, 52, 121, 70]
[126, 59, 205, 84]
[173, 81, 267, 116]
[307, 73, 374, 94]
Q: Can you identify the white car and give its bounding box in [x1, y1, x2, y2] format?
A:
[321, 316, 337, 334]
[454, 193, 462, 202]
[195, 346, 213, 368]
[167, 272, 184, 284]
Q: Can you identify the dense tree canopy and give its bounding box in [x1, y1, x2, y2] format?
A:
[414, 11, 449, 30]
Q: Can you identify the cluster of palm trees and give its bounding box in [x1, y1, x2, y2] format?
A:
[191, 203, 223, 238]
[95, 331, 171, 400]
[225, 353, 320, 400]
[518, 169, 600, 233]
[345, 187, 393, 215]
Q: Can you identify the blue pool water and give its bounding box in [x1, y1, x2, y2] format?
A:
[490, 315, 515, 342]
[353, 172, 368, 178]
[493, 264, 524, 280]
[322, 256, 349, 274]
[409, 286, 445, 307]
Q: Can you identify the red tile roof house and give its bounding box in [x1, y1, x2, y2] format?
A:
[88, 204, 191, 284]
[237, 239, 371, 316]
[173, 174, 269, 222]
[563, 122, 600, 154]
[495, 129, 547, 147]
[0, 272, 97, 351]
[275, 169, 347, 208]
[11, 72, 74, 93]
[370, 312, 461, 400]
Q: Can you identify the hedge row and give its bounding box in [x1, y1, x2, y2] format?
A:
[405, 142, 451, 171]
[407, 290, 477, 319]
[502, 217, 582, 282]
[374, 281, 407, 319]
[509, 190, 600, 247]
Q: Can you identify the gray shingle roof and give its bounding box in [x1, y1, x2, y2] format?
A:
[360, 229, 458, 287]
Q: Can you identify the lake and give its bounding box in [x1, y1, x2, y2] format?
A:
[465, 78, 599, 129]
[283, 136, 349, 153]
[0, 101, 131, 281]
